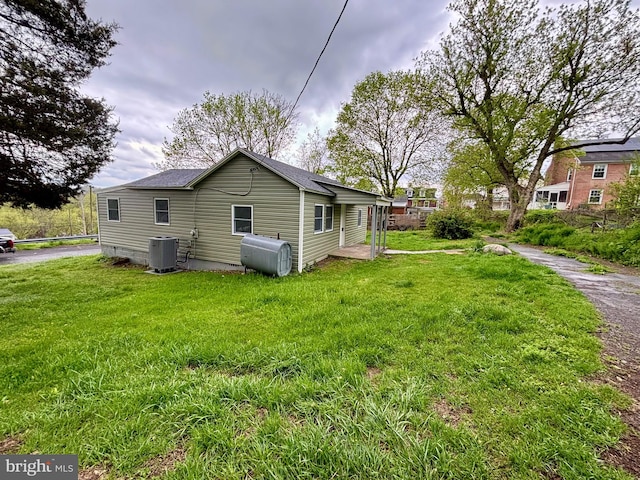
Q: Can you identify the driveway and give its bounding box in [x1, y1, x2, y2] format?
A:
[510, 244, 640, 475]
[0, 243, 101, 265]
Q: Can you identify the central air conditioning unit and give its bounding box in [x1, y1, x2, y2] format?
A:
[148, 236, 177, 273]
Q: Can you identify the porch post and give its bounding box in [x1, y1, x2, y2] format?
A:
[383, 206, 388, 250]
[370, 204, 377, 259]
[377, 206, 383, 254]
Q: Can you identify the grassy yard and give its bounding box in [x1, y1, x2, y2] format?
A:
[0, 253, 630, 479]
[366, 229, 480, 251]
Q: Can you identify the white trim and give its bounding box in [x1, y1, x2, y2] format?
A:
[154, 197, 170, 225]
[313, 204, 324, 234]
[588, 189, 603, 204]
[566, 168, 573, 182]
[232, 204, 253, 236]
[324, 204, 334, 232]
[357, 208, 363, 227]
[630, 163, 639, 176]
[592, 164, 607, 179]
[298, 190, 305, 272]
[106, 197, 120, 222]
[339, 205, 346, 247]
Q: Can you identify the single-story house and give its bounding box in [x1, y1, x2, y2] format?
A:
[97, 149, 391, 273]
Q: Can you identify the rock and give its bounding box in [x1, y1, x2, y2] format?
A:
[482, 244, 512, 255]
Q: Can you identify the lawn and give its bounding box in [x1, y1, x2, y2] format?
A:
[366, 229, 480, 251]
[0, 253, 630, 479]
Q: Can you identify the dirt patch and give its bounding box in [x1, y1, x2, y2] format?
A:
[366, 366, 382, 382]
[133, 446, 187, 478]
[432, 399, 472, 427]
[0, 436, 23, 454]
[78, 466, 109, 480]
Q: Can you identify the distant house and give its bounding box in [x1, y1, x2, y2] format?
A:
[532, 138, 640, 210]
[97, 149, 390, 273]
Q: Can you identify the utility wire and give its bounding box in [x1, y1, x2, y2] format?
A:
[290, 0, 349, 115]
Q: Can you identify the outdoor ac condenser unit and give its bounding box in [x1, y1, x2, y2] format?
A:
[148, 236, 177, 273]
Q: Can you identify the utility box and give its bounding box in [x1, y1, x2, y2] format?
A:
[148, 236, 177, 273]
[240, 234, 292, 277]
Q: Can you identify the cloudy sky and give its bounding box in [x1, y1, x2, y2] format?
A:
[82, 0, 452, 187]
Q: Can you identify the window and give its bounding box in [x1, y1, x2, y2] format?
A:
[232, 205, 253, 235]
[406, 188, 413, 198]
[154, 198, 170, 224]
[107, 198, 120, 222]
[324, 205, 334, 232]
[535, 190, 549, 202]
[588, 189, 603, 204]
[559, 190, 568, 203]
[630, 163, 639, 176]
[592, 164, 607, 179]
[314, 205, 324, 233]
[567, 169, 573, 181]
[357, 209, 363, 227]
[419, 189, 425, 197]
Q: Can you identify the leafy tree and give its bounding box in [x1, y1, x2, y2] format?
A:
[418, 0, 640, 231]
[0, 0, 118, 208]
[158, 90, 298, 169]
[296, 127, 330, 175]
[443, 140, 503, 210]
[327, 71, 443, 197]
[609, 158, 640, 221]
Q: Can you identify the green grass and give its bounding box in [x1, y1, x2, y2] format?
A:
[367, 229, 479, 250]
[543, 248, 615, 275]
[17, 239, 97, 250]
[0, 254, 631, 479]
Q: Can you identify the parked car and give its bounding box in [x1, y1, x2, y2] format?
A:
[0, 229, 16, 253]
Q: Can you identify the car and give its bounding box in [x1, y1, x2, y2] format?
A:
[0, 228, 17, 253]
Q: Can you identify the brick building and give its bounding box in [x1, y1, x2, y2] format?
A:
[531, 138, 640, 210]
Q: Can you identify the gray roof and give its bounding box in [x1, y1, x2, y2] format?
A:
[119, 149, 381, 199]
[574, 137, 640, 164]
[126, 169, 207, 188]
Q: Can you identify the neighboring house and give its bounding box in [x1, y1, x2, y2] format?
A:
[459, 186, 510, 211]
[532, 138, 640, 210]
[405, 187, 439, 212]
[97, 149, 390, 273]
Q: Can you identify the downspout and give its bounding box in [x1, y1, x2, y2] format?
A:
[298, 189, 305, 273]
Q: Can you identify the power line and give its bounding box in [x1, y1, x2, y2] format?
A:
[290, 0, 349, 115]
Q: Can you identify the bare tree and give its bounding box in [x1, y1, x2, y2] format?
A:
[296, 127, 330, 174]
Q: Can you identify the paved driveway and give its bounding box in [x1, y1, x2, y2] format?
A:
[0, 243, 101, 265]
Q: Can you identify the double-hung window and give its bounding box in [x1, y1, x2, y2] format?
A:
[107, 198, 120, 222]
[357, 209, 363, 227]
[588, 189, 603, 204]
[324, 205, 334, 232]
[232, 205, 253, 235]
[630, 163, 639, 176]
[154, 198, 170, 225]
[592, 164, 607, 179]
[314, 205, 324, 233]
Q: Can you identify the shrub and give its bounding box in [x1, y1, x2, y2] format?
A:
[524, 210, 563, 225]
[426, 209, 474, 239]
[515, 224, 576, 247]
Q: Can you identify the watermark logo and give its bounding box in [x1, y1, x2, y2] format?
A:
[1, 455, 77, 479]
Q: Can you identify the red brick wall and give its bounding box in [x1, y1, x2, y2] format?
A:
[546, 156, 576, 185]
[569, 163, 629, 208]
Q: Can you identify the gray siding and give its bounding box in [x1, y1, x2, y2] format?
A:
[327, 185, 379, 205]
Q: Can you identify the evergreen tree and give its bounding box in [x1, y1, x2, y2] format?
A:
[0, 0, 118, 208]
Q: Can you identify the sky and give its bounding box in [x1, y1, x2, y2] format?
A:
[82, 0, 452, 187]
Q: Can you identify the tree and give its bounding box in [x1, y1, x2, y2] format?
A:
[158, 90, 298, 169]
[296, 127, 330, 175]
[419, 0, 640, 231]
[443, 140, 503, 210]
[609, 157, 640, 221]
[327, 71, 443, 197]
[0, 0, 118, 208]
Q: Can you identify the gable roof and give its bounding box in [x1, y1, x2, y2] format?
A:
[125, 169, 207, 188]
[573, 137, 640, 164]
[119, 148, 384, 200]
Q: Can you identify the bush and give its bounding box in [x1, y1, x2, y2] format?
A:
[515, 224, 576, 247]
[426, 209, 474, 239]
[524, 210, 563, 225]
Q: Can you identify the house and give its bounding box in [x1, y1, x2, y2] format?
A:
[532, 138, 640, 210]
[97, 149, 390, 273]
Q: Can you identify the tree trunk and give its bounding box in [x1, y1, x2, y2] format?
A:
[505, 183, 535, 232]
[506, 202, 527, 232]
